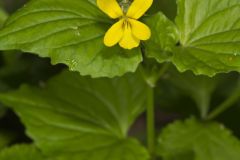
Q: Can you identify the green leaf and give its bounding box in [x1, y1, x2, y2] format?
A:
[0, 70, 149, 160]
[0, 144, 44, 160]
[173, 0, 240, 76]
[0, 8, 7, 27]
[144, 12, 179, 63]
[54, 139, 148, 160]
[158, 118, 240, 160]
[0, 0, 142, 78]
[0, 130, 16, 150]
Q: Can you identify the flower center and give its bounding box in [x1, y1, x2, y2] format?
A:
[122, 18, 131, 30]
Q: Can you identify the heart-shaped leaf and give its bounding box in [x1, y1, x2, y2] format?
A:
[0, 0, 142, 78]
[173, 0, 240, 76]
[158, 118, 240, 160]
[0, 70, 149, 160]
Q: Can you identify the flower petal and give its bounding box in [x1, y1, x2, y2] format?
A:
[104, 20, 124, 47]
[126, 0, 153, 19]
[119, 22, 140, 50]
[97, 0, 123, 19]
[129, 19, 151, 40]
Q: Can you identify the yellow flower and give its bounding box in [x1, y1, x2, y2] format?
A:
[97, 0, 153, 50]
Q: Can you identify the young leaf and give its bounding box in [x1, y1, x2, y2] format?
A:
[158, 118, 240, 160]
[143, 12, 179, 63]
[173, 0, 240, 76]
[0, 144, 45, 160]
[0, 0, 142, 78]
[0, 70, 149, 160]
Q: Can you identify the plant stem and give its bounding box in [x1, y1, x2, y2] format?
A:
[196, 92, 211, 119]
[207, 87, 240, 120]
[155, 63, 170, 82]
[140, 63, 169, 159]
[147, 86, 155, 159]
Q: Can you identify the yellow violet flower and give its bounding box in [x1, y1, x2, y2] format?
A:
[97, 0, 153, 50]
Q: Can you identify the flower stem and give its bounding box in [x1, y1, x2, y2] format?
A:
[147, 86, 155, 159]
[207, 87, 240, 120]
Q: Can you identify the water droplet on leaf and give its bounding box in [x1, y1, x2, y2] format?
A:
[70, 26, 81, 36]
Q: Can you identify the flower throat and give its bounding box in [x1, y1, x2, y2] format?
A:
[119, 0, 132, 14]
